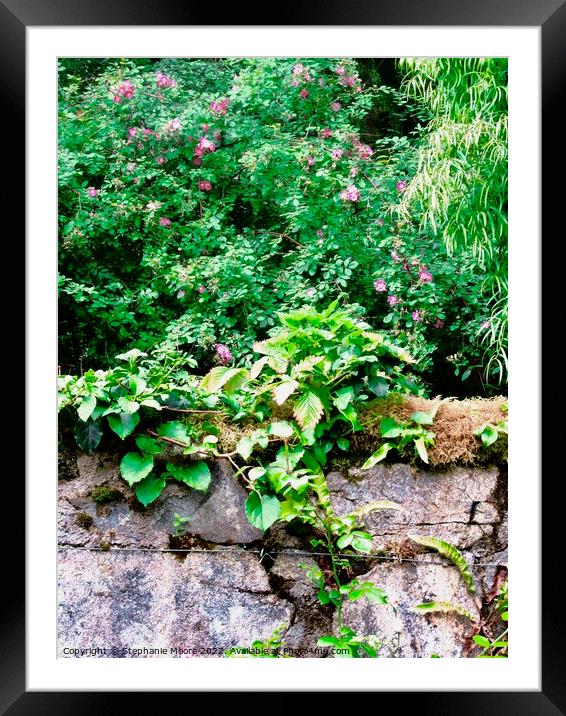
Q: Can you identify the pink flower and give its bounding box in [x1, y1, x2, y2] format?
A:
[306, 156, 315, 166]
[198, 285, 207, 294]
[86, 187, 98, 198]
[213, 130, 222, 142]
[156, 71, 176, 88]
[146, 201, 159, 211]
[412, 310, 421, 322]
[373, 279, 387, 292]
[168, 117, 181, 131]
[418, 268, 433, 283]
[350, 166, 358, 178]
[197, 136, 216, 153]
[340, 184, 360, 202]
[127, 127, 138, 139]
[142, 127, 154, 137]
[480, 320, 491, 330]
[113, 80, 135, 101]
[126, 162, 136, 173]
[396, 180, 407, 192]
[214, 343, 232, 365]
[387, 295, 399, 306]
[292, 64, 304, 75]
[339, 76, 357, 87]
[331, 148, 343, 161]
[193, 157, 202, 167]
[316, 229, 324, 238]
[434, 318, 444, 328]
[201, 124, 210, 133]
[300, 89, 309, 98]
[391, 250, 401, 262]
[320, 128, 332, 139]
[210, 97, 229, 115]
[330, 101, 341, 112]
[159, 217, 171, 227]
[156, 156, 166, 165]
[177, 289, 186, 298]
[335, 65, 346, 75]
[198, 180, 212, 191]
[291, 79, 299, 88]
[357, 143, 373, 159]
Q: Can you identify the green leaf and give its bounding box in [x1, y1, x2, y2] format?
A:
[472, 635, 491, 648]
[245, 492, 280, 532]
[333, 386, 355, 411]
[236, 436, 255, 461]
[116, 349, 147, 362]
[337, 438, 350, 451]
[157, 421, 190, 444]
[411, 601, 475, 621]
[293, 390, 324, 430]
[129, 375, 147, 396]
[74, 419, 103, 454]
[166, 462, 211, 491]
[200, 366, 248, 394]
[380, 417, 403, 438]
[361, 443, 392, 469]
[107, 411, 140, 439]
[77, 395, 97, 422]
[272, 379, 299, 405]
[118, 397, 140, 414]
[135, 435, 162, 455]
[414, 437, 429, 463]
[140, 398, 162, 410]
[135, 474, 166, 507]
[411, 411, 434, 425]
[268, 421, 294, 439]
[368, 374, 389, 397]
[409, 534, 476, 594]
[120, 452, 154, 486]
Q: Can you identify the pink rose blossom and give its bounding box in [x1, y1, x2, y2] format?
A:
[210, 97, 229, 115]
[300, 89, 309, 98]
[373, 279, 387, 292]
[480, 320, 491, 330]
[141, 127, 154, 137]
[177, 289, 186, 298]
[340, 184, 360, 202]
[434, 318, 444, 328]
[339, 76, 357, 87]
[159, 217, 171, 227]
[320, 128, 332, 139]
[86, 187, 98, 198]
[391, 249, 401, 262]
[168, 118, 181, 131]
[156, 156, 166, 165]
[331, 148, 344, 161]
[350, 167, 358, 178]
[197, 136, 216, 153]
[127, 127, 138, 139]
[198, 180, 212, 191]
[198, 285, 207, 294]
[306, 156, 315, 166]
[412, 310, 422, 322]
[418, 268, 433, 283]
[396, 180, 407, 192]
[201, 124, 210, 133]
[193, 157, 202, 166]
[113, 80, 135, 102]
[156, 71, 176, 88]
[335, 65, 346, 75]
[214, 343, 232, 365]
[330, 102, 341, 112]
[291, 79, 299, 88]
[126, 162, 136, 172]
[292, 64, 304, 75]
[387, 295, 399, 306]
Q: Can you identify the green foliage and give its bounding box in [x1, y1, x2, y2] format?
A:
[58, 57, 506, 397]
[172, 512, 190, 536]
[409, 534, 476, 594]
[399, 58, 508, 384]
[226, 624, 290, 658]
[474, 417, 508, 447]
[411, 601, 475, 622]
[362, 412, 436, 467]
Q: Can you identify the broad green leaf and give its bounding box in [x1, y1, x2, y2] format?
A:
[77, 395, 97, 422]
[368, 374, 389, 397]
[140, 398, 162, 410]
[268, 421, 294, 439]
[135, 474, 166, 507]
[200, 366, 248, 394]
[107, 411, 140, 439]
[236, 436, 255, 461]
[293, 390, 324, 430]
[74, 418, 103, 454]
[129, 376, 147, 396]
[337, 438, 350, 451]
[410, 534, 476, 594]
[166, 462, 211, 491]
[472, 635, 491, 648]
[157, 421, 190, 444]
[411, 601, 475, 621]
[135, 435, 162, 455]
[245, 492, 280, 531]
[272, 379, 299, 405]
[380, 417, 403, 438]
[120, 452, 154, 486]
[118, 397, 139, 414]
[361, 443, 392, 469]
[333, 386, 355, 411]
[411, 411, 434, 425]
[116, 349, 147, 362]
[249, 356, 269, 380]
[348, 500, 403, 518]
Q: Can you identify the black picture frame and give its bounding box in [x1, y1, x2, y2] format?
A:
[10, 0, 556, 710]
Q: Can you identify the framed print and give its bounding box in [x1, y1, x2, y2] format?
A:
[9, 0, 557, 710]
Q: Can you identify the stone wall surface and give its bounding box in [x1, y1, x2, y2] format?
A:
[58, 452, 507, 658]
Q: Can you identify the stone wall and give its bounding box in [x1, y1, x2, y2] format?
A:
[58, 451, 507, 658]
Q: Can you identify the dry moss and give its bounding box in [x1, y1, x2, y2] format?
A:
[354, 395, 507, 466]
[175, 395, 507, 467]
